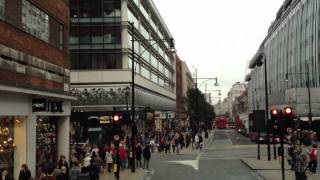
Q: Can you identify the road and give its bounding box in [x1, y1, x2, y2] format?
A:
[145, 129, 268, 180]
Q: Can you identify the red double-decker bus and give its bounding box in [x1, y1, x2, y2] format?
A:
[215, 116, 228, 129]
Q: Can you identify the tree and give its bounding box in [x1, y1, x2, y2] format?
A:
[186, 88, 216, 132]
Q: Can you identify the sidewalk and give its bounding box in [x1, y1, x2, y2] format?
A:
[241, 157, 319, 180]
[100, 168, 146, 180]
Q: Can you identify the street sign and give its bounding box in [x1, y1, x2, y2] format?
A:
[113, 135, 120, 141]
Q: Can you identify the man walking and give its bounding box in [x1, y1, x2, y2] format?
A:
[143, 145, 151, 169]
[293, 146, 308, 180]
[309, 144, 318, 175]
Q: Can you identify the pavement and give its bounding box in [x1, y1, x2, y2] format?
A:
[100, 167, 147, 180]
[241, 157, 320, 180]
[99, 130, 214, 180]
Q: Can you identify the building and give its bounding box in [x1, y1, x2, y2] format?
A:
[215, 82, 247, 120]
[176, 57, 194, 128]
[69, 0, 176, 143]
[248, 0, 320, 120]
[0, 0, 72, 178]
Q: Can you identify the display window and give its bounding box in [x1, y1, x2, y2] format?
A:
[0, 116, 26, 176]
[36, 116, 58, 176]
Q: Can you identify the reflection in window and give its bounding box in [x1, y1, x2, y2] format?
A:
[141, 66, 150, 79]
[151, 73, 158, 83]
[140, 25, 149, 40]
[151, 55, 158, 69]
[22, 0, 50, 42]
[72, 53, 122, 70]
[128, 9, 139, 29]
[0, 0, 4, 19]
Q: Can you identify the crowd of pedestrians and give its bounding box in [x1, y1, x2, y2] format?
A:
[286, 129, 319, 180]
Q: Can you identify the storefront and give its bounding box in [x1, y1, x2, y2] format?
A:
[0, 91, 74, 179]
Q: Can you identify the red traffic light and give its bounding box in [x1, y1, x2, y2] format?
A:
[271, 109, 278, 115]
[113, 114, 122, 122]
[284, 107, 292, 115]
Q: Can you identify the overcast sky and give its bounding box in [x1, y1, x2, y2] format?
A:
[153, 0, 284, 104]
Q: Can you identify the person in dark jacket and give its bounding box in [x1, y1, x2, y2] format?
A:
[56, 166, 70, 180]
[87, 159, 99, 180]
[18, 164, 31, 180]
[58, 155, 69, 175]
[136, 143, 142, 168]
[143, 145, 151, 169]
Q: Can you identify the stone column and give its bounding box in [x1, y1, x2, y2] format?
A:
[57, 116, 70, 162]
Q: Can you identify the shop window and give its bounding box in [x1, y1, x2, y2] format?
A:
[0, 116, 26, 176]
[0, 0, 5, 20]
[22, 0, 50, 42]
[36, 117, 58, 177]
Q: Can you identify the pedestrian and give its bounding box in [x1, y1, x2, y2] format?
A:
[69, 161, 81, 180]
[83, 153, 91, 167]
[195, 134, 199, 149]
[40, 167, 55, 180]
[293, 146, 308, 180]
[77, 167, 90, 180]
[143, 145, 151, 169]
[136, 143, 142, 168]
[87, 159, 99, 180]
[18, 164, 31, 180]
[308, 144, 318, 175]
[56, 166, 70, 180]
[1, 169, 13, 180]
[119, 144, 127, 169]
[171, 136, 176, 154]
[58, 155, 69, 175]
[105, 150, 113, 172]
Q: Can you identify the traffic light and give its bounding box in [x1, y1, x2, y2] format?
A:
[280, 107, 294, 134]
[112, 114, 122, 123]
[270, 109, 279, 133]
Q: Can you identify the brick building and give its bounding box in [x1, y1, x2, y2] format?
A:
[0, 0, 74, 178]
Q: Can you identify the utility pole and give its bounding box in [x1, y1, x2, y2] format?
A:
[263, 54, 271, 161]
[130, 22, 136, 172]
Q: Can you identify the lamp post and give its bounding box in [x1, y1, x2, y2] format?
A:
[257, 53, 271, 161]
[129, 22, 175, 172]
[285, 64, 312, 126]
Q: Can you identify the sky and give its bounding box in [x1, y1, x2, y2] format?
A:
[153, 0, 284, 104]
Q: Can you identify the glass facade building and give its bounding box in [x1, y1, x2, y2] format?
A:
[248, 0, 320, 117]
[70, 0, 176, 140]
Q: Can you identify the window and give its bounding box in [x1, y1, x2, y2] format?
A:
[22, 0, 50, 42]
[151, 73, 158, 83]
[151, 55, 158, 68]
[140, 25, 149, 40]
[0, 0, 4, 20]
[141, 66, 150, 79]
[59, 25, 64, 50]
[72, 53, 122, 70]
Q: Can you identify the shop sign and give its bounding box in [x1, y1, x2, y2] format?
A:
[32, 98, 63, 112]
[32, 99, 47, 112]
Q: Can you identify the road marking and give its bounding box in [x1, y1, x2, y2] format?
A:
[166, 159, 199, 170]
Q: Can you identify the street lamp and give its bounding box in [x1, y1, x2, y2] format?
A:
[192, 67, 219, 133]
[256, 53, 271, 161]
[285, 64, 312, 126]
[129, 22, 175, 172]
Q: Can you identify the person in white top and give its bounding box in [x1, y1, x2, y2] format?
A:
[83, 153, 91, 167]
[195, 134, 199, 149]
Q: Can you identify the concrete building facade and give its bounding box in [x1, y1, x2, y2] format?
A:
[69, 0, 176, 141]
[248, 0, 320, 120]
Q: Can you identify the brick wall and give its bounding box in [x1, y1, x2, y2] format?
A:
[0, 69, 64, 91]
[0, 21, 70, 68]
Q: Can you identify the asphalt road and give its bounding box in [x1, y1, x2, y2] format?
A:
[145, 129, 267, 180]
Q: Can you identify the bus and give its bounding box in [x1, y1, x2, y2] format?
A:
[215, 116, 228, 129]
